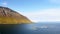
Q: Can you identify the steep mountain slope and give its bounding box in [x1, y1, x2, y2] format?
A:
[0, 6, 32, 24]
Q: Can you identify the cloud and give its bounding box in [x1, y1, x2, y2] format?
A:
[49, 0, 60, 3]
[1, 1, 7, 6]
[20, 8, 60, 22]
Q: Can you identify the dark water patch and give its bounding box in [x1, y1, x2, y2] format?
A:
[0, 23, 60, 34]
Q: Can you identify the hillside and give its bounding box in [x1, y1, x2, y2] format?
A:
[0, 6, 32, 24]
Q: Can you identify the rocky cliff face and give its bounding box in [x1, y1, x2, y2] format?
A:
[0, 6, 32, 24]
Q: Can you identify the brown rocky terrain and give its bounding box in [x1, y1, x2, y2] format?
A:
[0, 6, 32, 24]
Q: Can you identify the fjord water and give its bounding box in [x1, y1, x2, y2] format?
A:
[0, 22, 60, 34]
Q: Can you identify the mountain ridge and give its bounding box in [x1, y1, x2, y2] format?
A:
[0, 6, 32, 24]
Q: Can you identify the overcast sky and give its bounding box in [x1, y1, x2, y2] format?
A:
[0, 0, 60, 22]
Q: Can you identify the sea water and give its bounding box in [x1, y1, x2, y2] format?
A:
[0, 22, 60, 34]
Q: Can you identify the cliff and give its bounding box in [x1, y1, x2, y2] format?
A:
[0, 6, 32, 24]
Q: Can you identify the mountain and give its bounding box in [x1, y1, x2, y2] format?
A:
[0, 6, 32, 24]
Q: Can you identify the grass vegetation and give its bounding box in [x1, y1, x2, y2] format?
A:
[0, 16, 31, 24]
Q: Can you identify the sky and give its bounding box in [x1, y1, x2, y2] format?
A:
[0, 0, 60, 22]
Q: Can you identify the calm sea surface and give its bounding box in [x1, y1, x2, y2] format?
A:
[0, 22, 60, 34]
